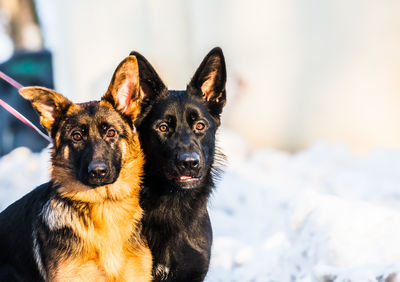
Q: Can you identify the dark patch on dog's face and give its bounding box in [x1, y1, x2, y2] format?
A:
[132, 47, 226, 190]
[53, 102, 131, 187]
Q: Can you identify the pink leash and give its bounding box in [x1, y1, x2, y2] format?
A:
[0, 71, 53, 143]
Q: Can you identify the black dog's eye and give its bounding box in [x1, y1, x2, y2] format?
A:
[106, 129, 116, 138]
[72, 132, 83, 142]
[194, 121, 206, 131]
[159, 123, 169, 133]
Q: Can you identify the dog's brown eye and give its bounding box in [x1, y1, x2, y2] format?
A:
[195, 121, 206, 131]
[106, 129, 116, 138]
[159, 124, 168, 132]
[72, 132, 82, 142]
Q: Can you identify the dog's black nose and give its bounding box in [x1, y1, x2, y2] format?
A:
[88, 161, 108, 179]
[177, 152, 200, 170]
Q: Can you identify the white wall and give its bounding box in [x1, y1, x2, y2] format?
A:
[36, 0, 400, 152]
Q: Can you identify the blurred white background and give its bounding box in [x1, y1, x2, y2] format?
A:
[2, 0, 400, 152]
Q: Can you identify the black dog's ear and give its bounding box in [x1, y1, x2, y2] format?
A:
[129, 51, 167, 104]
[103, 55, 141, 120]
[19, 86, 73, 133]
[188, 47, 227, 117]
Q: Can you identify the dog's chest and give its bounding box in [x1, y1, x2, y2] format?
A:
[48, 228, 152, 281]
[154, 264, 171, 280]
[51, 254, 149, 282]
[42, 199, 152, 281]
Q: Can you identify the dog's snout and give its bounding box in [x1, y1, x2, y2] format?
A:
[177, 152, 200, 170]
[88, 161, 108, 179]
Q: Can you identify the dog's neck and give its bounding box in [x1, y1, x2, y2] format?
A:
[42, 154, 146, 277]
[41, 190, 146, 280]
[141, 170, 213, 224]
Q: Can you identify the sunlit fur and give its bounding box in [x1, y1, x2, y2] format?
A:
[43, 100, 151, 281]
[51, 100, 141, 201]
[0, 56, 152, 281]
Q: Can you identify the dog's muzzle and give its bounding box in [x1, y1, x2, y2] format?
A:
[171, 151, 203, 188]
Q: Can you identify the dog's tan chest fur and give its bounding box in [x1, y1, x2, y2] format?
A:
[51, 254, 152, 282]
[51, 249, 152, 282]
[48, 198, 152, 282]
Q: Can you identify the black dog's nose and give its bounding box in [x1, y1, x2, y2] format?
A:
[88, 161, 108, 178]
[177, 152, 200, 170]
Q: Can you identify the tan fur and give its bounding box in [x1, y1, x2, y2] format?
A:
[200, 70, 224, 103]
[19, 86, 73, 132]
[106, 56, 141, 119]
[48, 107, 150, 281]
[201, 70, 218, 101]
[20, 56, 151, 281]
[48, 129, 151, 281]
[62, 146, 70, 159]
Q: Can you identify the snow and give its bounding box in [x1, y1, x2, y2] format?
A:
[2, 129, 400, 281]
[0, 146, 50, 211]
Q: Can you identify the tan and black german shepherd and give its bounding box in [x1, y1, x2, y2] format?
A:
[0, 56, 152, 281]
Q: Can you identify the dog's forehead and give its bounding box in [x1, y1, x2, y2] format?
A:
[65, 101, 124, 126]
[153, 91, 208, 118]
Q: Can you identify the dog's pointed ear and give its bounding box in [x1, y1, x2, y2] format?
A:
[19, 86, 72, 132]
[103, 55, 141, 119]
[129, 51, 167, 104]
[188, 47, 227, 117]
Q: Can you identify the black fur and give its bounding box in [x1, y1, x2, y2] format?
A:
[0, 183, 51, 282]
[132, 47, 227, 282]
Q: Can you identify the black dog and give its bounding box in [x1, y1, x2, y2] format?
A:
[131, 47, 226, 282]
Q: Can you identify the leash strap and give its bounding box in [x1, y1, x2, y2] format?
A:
[0, 71, 52, 143]
[0, 71, 24, 89]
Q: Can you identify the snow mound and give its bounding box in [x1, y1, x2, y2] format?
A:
[207, 129, 400, 281]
